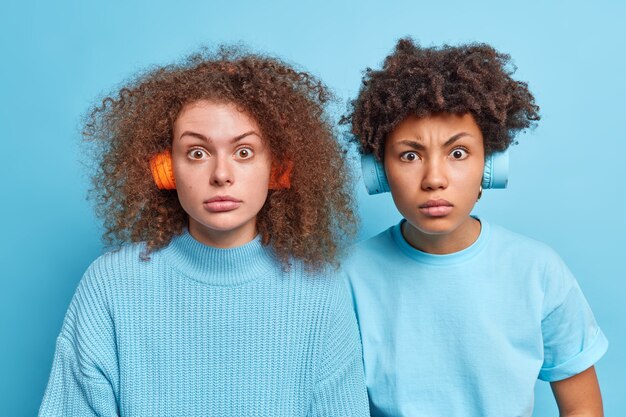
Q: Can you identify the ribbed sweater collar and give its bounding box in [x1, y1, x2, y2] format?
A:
[160, 231, 276, 286]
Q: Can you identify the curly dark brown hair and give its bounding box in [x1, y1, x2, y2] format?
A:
[342, 37, 540, 159]
[84, 45, 355, 269]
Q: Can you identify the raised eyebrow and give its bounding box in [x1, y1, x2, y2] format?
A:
[443, 132, 472, 147]
[178, 130, 262, 143]
[231, 131, 262, 143]
[179, 131, 208, 142]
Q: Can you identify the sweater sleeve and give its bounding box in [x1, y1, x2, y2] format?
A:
[39, 260, 120, 417]
[309, 278, 369, 417]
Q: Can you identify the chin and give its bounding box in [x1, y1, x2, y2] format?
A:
[407, 217, 461, 236]
[199, 221, 246, 234]
[189, 214, 247, 233]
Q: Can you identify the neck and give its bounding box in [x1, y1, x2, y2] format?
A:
[402, 216, 481, 254]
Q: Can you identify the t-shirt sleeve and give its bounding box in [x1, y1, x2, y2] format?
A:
[39, 262, 120, 416]
[309, 278, 369, 417]
[538, 254, 608, 382]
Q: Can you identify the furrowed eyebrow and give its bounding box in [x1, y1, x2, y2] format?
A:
[396, 140, 425, 150]
[443, 132, 472, 147]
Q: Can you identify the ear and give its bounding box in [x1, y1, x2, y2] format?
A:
[269, 161, 293, 190]
[150, 150, 176, 190]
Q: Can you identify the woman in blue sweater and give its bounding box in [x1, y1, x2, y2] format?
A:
[341, 38, 607, 416]
[40, 47, 368, 416]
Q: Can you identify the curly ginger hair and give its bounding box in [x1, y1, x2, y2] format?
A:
[84, 46, 355, 269]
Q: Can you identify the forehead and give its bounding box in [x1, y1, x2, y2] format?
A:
[387, 113, 483, 145]
[174, 100, 261, 139]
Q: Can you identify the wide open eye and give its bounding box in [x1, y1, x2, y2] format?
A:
[235, 147, 254, 160]
[400, 151, 420, 162]
[449, 148, 469, 160]
[187, 148, 209, 160]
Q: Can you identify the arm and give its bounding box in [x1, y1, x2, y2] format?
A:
[39, 263, 119, 417]
[39, 336, 119, 417]
[309, 278, 369, 417]
[538, 253, 608, 416]
[310, 353, 370, 417]
[551, 366, 603, 417]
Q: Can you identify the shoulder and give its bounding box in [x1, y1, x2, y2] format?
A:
[343, 226, 398, 266]
[353, 226, 396, 254]
[86, 242, 143, 267]
[72, 242, 156, 309]
[58, 244, 149, 342]
[278, 260, 354, 317]
[340, 225, 407, 287]
[84, 241, 159, 282]
[293, 264, 358, 333]
[287, 260, 349, 295]
[487, 222, 563, 265]
[485, 222, 576, 297]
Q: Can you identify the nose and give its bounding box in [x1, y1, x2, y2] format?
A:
[421, 159, 448, 191]
[210, 156, 234, 186]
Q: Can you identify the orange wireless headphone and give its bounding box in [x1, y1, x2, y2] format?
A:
[149, 150, 292, 190]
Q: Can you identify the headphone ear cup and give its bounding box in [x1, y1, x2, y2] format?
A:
[269, 161, 293, 190]
[150, 150, 176, 190]
[361, 151, 509, 193]
[482, 150, 509, 189]
[361, 153, 390, 195]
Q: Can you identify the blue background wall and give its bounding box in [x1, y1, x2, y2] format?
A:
[2, 0, 624, 415]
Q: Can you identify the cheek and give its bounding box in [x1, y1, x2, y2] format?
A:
[448, 169, 481, 209]
[176, 176, 198, 200]
[450, 163, 483, 188]
[241, 167, 270, 198]
[175, 185, 194, 206]
[172, 159, 189, 186]
[255, 189, 270, 207]
[245, 183, 270, 215]
[386, 164, 416, 196]
[172, 168, 200, 208]
[388, 176, 418, 211]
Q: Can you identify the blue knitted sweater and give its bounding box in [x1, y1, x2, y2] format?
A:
[39, 231, 369, 416]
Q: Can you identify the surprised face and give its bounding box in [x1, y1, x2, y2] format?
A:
[172, 100, 272, 248]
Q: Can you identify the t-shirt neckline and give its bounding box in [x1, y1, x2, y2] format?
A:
[390, 216, 490, 266]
